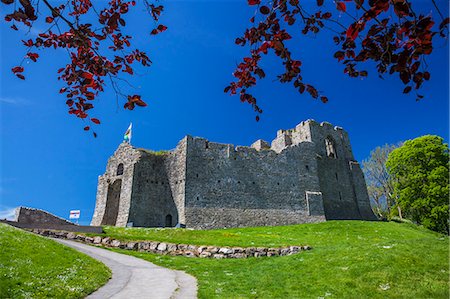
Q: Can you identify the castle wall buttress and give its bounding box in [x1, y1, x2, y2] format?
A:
[91, 143, 140, 227]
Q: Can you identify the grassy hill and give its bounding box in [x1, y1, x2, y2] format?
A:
[105, 221, 449, 298]
[0, 223, 110, 298]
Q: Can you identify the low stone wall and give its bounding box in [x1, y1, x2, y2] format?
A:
[15, 206, 73, 226]
[32, 229, 312, 259]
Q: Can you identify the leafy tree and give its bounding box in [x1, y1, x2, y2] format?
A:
[386, 135, 449, 234]
[362, 143, 401, 219]
[2, 0, 449, 127]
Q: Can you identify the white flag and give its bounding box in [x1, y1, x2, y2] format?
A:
[124, 123, 132, 143]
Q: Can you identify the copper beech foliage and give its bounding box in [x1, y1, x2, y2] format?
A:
[3, 0, 167, 136]
[225, 0, 449, 121]
[3, 1, 449, 129]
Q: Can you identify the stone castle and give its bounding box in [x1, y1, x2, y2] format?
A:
[91, 120, 377, 229]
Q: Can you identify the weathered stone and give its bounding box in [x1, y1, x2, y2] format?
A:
[178, 244, 189, 251]
[187, 245, 197, 251]
[101, 237, 111, 245]
[289, 246, 301, 253]
[219, 247, 233, 255]
[302, 245, 312, 250]
[157, 243, 167, 251]
[256, 247, 267, 253]
[149, 242, 159, 251]
[213, 254, 225, 259]
[66, 232, 76, 239]
[280, 248, 290, 256]
[126, 242, 138, 250]
[93, 236, 102, 244]
[110, 239, 121, 247]
[91, 120, 377, 230]
[197, 246, 207, 254]
[206, 246, 219, 254]
[76, 235, 86, 241]
[167, 244, 178, 252]
[138, 242, 150, 251]
[199, 251, 212, 258]
[232, 247, 244, 254]
[85, 237, 94, 243]
[245, 247, 256, 255]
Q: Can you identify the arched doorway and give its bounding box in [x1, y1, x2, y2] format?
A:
[165, 214, 172, 227]
[101, 179, 122, 225]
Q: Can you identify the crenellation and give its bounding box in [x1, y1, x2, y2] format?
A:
[91, 119, 377, 229]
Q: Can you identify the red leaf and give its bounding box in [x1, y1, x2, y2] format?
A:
[84, 126, 90, 131]
[248, 0, 260, 5]
[26, 52, 39, 62]
[91, 118, 101, 124]
[16, 73, 25, 80]
[336, 1, 346, 12]
[45, 16, 53, 23]
[10, 24, 18, 30]
[93, 132, 97, 138]
[81, 72, 93, 80]
[255, 115, 260, 122]
[403, 86, 412, 94]
[128, 95, 147, 107]
[157, 24, 168, 32]
[260, 6, 270, 15]
[317, 0, 324, 6]
[12, 66, 24, 73]
[320, 96, 329, 103]
[346, 24, 359, 40]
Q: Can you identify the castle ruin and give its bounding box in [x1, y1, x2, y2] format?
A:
[91, 120, 377, 229]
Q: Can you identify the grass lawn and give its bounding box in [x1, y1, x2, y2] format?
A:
[0, 223, 111, 299]
[105, 221, 448, 298]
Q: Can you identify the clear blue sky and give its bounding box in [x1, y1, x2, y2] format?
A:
[1, 1, 448, 224]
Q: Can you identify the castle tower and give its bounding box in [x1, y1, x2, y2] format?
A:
[271, 120, 376, 220]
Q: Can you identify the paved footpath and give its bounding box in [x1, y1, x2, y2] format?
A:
[54, 239, 197, 299]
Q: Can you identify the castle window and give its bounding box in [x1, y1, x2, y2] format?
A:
[305, 165, 309, 171]
[196, 174, 199, 178]
[325, 137, 337, 158]
[165, 214, 172, 227]
[116, 163, 124, 175]
[335, 173, 338, 181]
[205, 141, 209, 149]
[339, 191, 342, 200]
[197, 196, 200, 200]
[218, 180, 221, 183]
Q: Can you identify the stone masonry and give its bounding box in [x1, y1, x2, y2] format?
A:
[91, 119, 377, 229]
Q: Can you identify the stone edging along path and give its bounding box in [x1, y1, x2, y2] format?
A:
[31, 229, 312, 259]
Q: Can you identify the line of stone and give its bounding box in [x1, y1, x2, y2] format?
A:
[31, 229, 311, 259]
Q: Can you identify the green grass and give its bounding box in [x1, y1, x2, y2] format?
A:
[0, 224, 111, 298]
[105, 221, 448, 298]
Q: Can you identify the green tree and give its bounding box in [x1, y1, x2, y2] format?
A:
[362, 143, 401, 219]
[386, 135, 449, 234]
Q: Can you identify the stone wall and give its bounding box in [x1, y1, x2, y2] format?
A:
[32, 229, 312, 259]
[183, 136, 325, 229]
[14, 206, 73, 226]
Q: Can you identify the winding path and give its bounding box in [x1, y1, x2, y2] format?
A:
[54, 239, 197, 299]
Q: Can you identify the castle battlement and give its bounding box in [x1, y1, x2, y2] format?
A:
[91, 120, 377, 229]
